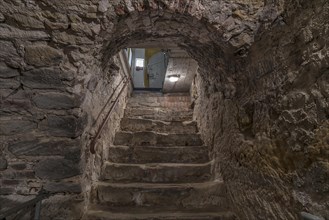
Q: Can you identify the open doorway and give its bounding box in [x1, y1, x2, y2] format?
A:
[125, 48, 198, 93]
[126, 48, 169, 91]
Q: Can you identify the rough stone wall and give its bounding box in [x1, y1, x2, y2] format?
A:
[0, 0, 131, 218]
[79, 55, 131, 215]
[194, 0, 329, 219]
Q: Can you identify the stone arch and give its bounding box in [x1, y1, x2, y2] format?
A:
[93, 0, 262, 110]
[100, 7, 230, 58]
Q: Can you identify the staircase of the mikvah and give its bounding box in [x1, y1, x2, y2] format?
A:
[84, 92, 238, 220]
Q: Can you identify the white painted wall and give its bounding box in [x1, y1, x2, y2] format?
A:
[132, 48, 145, 88]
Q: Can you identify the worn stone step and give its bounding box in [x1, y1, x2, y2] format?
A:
[113, 131, 203, 146]
[120, 118, 197, 133]
[84, 209, 238, 220]
[131, 92, 189, 98]
[124, 107, 193, 121]
[128, 95, 191, 110]
[92, 181, 229, 210]
[108, 145, 209, 163]
[102, 162, 212, 183]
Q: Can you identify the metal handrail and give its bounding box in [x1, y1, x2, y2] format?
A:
[90, 78, 130, 154]
[91, 79, 125, 129]
[0, 189, 51, 220]
[89, 50, 133, 154]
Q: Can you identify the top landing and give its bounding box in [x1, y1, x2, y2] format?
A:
[131, 91, 190, 97]
[129, 91, 192, 111]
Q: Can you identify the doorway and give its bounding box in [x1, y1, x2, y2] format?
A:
[126, 48, 169, 90]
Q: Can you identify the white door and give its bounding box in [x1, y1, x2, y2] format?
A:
[147, 52, 167, 89]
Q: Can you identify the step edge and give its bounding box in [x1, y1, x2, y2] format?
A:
[108, 145, 208, 149]
[124, 106, 193, 111]
[103, 161, 214, 167]
[86, 210, 236, 218]
[96, 180, 224, 188]
[116, 131, 201, 135]
[121, 117, 197, 124]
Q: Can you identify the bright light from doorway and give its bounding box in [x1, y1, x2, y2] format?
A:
[168, 75, 180, 83]
[135, 58, 144, 68]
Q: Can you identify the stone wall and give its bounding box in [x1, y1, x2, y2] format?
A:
[0, 0, 131, 218]
[194, 0, 329, 219]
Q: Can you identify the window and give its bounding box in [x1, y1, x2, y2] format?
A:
[135, 58, 144, 71]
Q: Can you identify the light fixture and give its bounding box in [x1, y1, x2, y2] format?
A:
[168, 74, 180, 83]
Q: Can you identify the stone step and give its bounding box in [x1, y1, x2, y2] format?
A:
[120, 118, 197, 133]
[131, 92, 189, 98]
[113, 131, 203, 147]
[91, 181, 229, 210]
[108, 145, 209, 163]
[127, 102, 190, 111]
[102, 162, 212, 183]
[128, 95, 191, 110]
[84, 209, 238, 220]
[124, 107, 193, 121]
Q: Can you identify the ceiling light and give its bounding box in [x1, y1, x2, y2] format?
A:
[168, 75, 180, 82]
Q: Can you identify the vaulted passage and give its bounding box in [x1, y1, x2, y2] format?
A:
[0, 0, 329, 220]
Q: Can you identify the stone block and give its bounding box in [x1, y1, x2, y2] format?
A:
[0, 24, 49, 40]
[1, 179, 20, 186]
[0, 78, 20, 89]
[98, 0, 110, 12]
[7, 13, 44, 29]
[0, 156, 8, 171]
[0, 89, 13, 99]
[44, 181, 82, 193]
[10, 163, 26, 170]
[32, 92, 80, 109]
[0, 187, 15, 195]
[35, 158, 80, 180]
[0, 170, 35, 179]
[0, 195, 34, 214]
[0, 119, 37, 135]
[68, 14, 82, 23]
[0, 66, 20, 78]
[52, 32, 93, 45]
[44, 20, 69, 30]
[25, 45, 63, 67]
[0, 13, 4, 22]
[39, 115, 85, 137]
[0, 40, 20, 66]
[40, 194, 84, 219]
[0, 99, 32, 117]
[21, 68, 71, 89]
[70, 23, 93, 36]
[8, 138, 79, 157]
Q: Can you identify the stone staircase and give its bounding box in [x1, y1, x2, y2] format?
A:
[84, 92, 237, 220]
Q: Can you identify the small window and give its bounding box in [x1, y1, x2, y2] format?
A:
[135, 58, 144, 71]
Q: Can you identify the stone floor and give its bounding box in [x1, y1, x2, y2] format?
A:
[83, 92, 238, 220]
